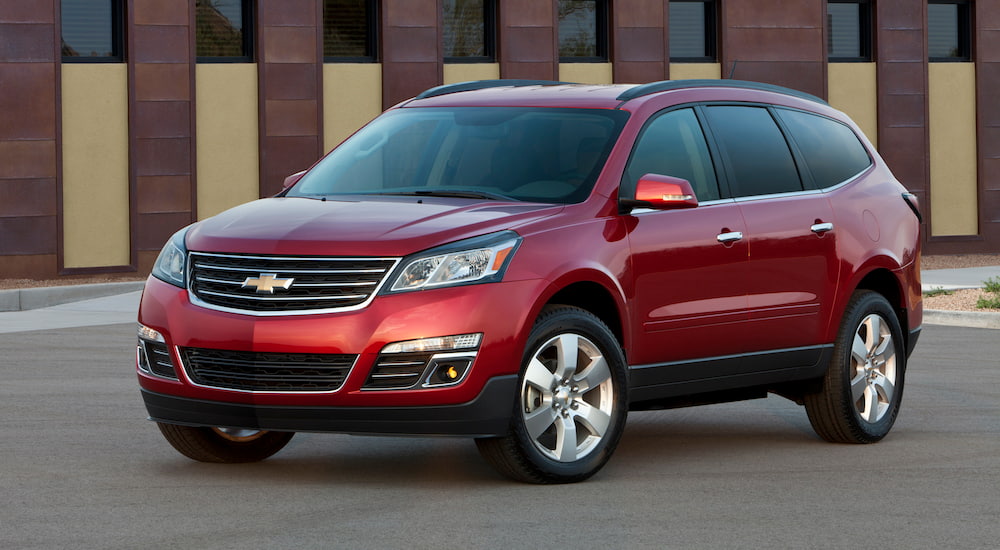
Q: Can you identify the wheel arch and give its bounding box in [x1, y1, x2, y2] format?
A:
[846, 266, 910, 349]
[529, 271, 629, 356]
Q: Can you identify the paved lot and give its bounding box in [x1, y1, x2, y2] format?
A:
[1, 323, 997, 549]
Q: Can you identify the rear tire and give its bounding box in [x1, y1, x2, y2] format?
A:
[804, 291, 906, 443]
[157, 423, 294, 463]
[476, 306, 628, 483]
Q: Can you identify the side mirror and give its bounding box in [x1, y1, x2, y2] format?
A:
[620, 174, 699, 213]
[282, 170, 306, 190]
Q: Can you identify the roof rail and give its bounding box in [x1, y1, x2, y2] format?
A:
[616, 79, 828, 105]
[415, 79, 570, 100]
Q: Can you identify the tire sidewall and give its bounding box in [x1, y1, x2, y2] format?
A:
[834, 292, 906, 441]
[510, 306, 628, 481]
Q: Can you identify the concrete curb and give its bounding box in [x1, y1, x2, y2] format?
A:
[0, 282, 145, 312]
[923, 309, 1000, 330]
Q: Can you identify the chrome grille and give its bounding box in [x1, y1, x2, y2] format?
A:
[181, 348, 357, 392]
[138, 339, 178, 379]
[189, 252, 398, 314]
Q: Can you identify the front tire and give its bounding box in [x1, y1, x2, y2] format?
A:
[476, 306, 628, 483]
[157, 423, 294, 463]
[804, 291, 906, 443]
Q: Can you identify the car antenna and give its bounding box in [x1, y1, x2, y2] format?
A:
[728, 60, 739, 79]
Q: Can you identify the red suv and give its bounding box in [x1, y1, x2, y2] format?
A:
[137, 79, 922, 483]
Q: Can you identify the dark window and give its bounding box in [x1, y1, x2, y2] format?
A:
[623, 108, 720, 202]
[776, 109, 872, 189]
[928, 1, 971, 61]
[196, 0, 253, 61]
[61, 0, 123, 62]
[827, 1, 872, 62]
[669, 0, 716, 62]
[444, 0, 495, 62]
[324, 0, 378, 61]
[704, 106, 802, 197]
[558, 0, 608, 61]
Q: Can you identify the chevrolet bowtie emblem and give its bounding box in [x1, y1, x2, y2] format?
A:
[242, 273, 294, 294]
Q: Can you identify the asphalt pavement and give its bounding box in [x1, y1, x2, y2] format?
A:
[1, 322, 996, 548]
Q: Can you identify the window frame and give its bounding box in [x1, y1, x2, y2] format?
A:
[557, 0, 609, 63]
[928, 0, 972, 62]
[620, 106, 725, 203]
[668, 0, 718, 63]
[443, 0, 496, 63]
[60, 0, 125, 63]
[826, 0, 873, 63]
[323, 0, 379, 63]
[772, 107, 874, 191]
[195, 0, 255, 63]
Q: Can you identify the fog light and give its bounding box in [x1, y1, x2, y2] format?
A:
[424, 356, 473, 387]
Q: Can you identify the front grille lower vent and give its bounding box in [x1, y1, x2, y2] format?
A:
[181, 348, 356, 392]
[138, 339, 178, 380]
[189, 252, 398, 314]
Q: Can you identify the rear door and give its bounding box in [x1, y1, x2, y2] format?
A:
[702, 105, 837, 351]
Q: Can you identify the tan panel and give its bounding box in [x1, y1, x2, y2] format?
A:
[61, 64, 130, 268]
[196, 64, 260, 219]
[929, 63, 978, 236]
[324, 64, 383, 152]
[668, 63, 721, 80]
[558, 63, 613, 84]
[443, 63, 500, 84]
[828, 63, 878, 147]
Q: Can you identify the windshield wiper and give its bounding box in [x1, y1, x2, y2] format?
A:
[375, 189, 516, 201]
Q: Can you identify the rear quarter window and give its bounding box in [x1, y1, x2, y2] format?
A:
[776, 109, 873, 189]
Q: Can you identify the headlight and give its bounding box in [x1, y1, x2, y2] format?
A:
[151, 228, 189, 288]
[386, 231, 521, 293]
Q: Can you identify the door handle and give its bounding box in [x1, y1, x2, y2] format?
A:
[811, 222, 834, 234]
[716, 231, 743, 243]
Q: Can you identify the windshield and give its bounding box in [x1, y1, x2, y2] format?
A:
[289, 107, 629, 204]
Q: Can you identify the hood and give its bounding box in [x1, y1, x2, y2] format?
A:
[185, 196, 563, 256]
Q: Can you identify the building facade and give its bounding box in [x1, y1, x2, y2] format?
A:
[1, 0, 997, 280]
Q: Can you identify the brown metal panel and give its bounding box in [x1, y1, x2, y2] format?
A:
[263, 63, 319, 100]
[498, 0, 556, 80]
[720, 0, 826, 98]
[612, 0, 667, 83]
[0, 2, 59, 277]
[0, 1, 56, 22]
[972, 2, 1000, 252]
[133, 0, 190, 26]
[0, 179, 58, 217]
[0, 63, 57, 140]
[257, 0, 325, 196]
[0, 216, 57, 255]
[380, 0, 442, 109]
[0, 23, 56, 62]
[876, 0, 931, 250]
[133, 63, 192, 100]
[127, 0, 197, 262]
[136, 175, 193, 214]
[132, 101, 192, 139]
[261, 135, 323, 191]
[0, 139, 57, 179]
[131, 25, 192, 63]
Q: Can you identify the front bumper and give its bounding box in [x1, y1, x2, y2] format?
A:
[142, 375, 517, 437]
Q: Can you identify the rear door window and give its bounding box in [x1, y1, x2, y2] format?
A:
[775, 109, 872, 189]
[704, 106, 803, 197]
